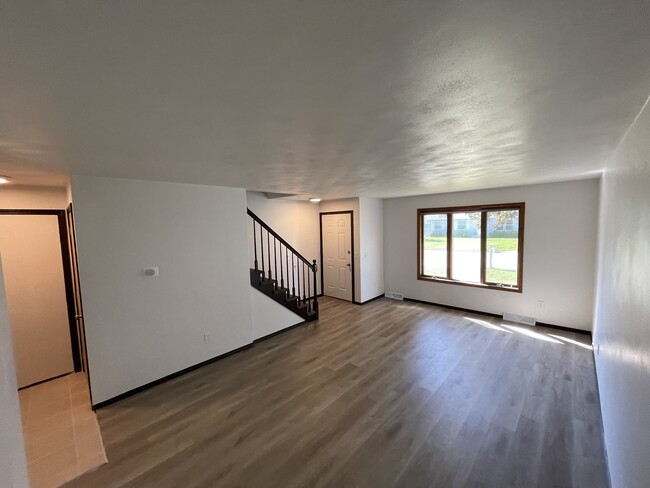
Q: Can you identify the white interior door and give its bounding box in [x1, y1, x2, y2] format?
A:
[322, 213, 352, 301]
[0, 215, 74, 388]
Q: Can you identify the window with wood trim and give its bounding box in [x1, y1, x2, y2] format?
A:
[417, 202, 525, 292]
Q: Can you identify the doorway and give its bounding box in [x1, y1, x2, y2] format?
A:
[0, 209, 86, 388]
[320, 211, 354, 302]
[0, 206, 104, 487]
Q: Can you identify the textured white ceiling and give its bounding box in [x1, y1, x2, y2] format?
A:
[1, 0, 649, 197]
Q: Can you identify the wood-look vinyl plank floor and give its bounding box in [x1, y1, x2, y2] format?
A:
[64, 297, 608, 488]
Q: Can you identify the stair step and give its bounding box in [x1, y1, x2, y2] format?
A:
[249, 267, 318, 322]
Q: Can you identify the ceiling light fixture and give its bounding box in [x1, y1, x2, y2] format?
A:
[0, 175, 12, 185]
[309, 198, 321, 203]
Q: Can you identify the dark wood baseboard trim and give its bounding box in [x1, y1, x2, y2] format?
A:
[18, 371, 74, 391]
[254, 320, 308, 343]
[359, 294, 385, 305]
[92, 344, 253, 410]
[535, 321, 591, 335]
[403, 297, 501, 318]
[93, 318, 317, 410]
[402, 297, 591, 336]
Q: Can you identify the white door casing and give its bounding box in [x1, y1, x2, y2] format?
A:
[321, 213, 352, 301]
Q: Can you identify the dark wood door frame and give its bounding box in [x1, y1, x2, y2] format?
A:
[319, 211, 357, 304]
[0, 209, 86, 376]
[65, 203, 93, 406]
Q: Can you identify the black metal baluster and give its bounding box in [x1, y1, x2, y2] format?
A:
[302, 262, 306, 303]
[259, 223, 264, 285]
[267, 230, 271, 280]
[279, 243, 284, 289]
[253, 220, 258, 271]
[296, 256, 300, 303]
[291, 253, 296, 298]
[286, 248, 290, 297]
[273, 237, 278, 289]
[297, 256, 301, 302]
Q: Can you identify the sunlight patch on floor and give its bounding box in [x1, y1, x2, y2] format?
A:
[464, 316, 513, 333]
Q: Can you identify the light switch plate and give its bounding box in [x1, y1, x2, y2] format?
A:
[144, 267, 159, 277]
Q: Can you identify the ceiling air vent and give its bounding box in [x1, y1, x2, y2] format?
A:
[503, 312, 536, 326]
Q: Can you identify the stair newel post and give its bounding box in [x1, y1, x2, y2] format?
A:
[273, 237, 278, 290]
[312, 260, 318, 315]
[291, 253, 295, 297]
[253, 220, 258, 271]
[307, 267, 311, 311]
[259, 223, 264, 285]
[279, 243, 284, 289]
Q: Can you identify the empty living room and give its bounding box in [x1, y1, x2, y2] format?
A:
[0, 1, 649, 487]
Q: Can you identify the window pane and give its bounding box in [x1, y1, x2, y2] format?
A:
[486, 209, 519, 286]
[451, 212, 481, 283]
[422, 214, 447, 277]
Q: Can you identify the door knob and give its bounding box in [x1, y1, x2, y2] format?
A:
[347, 263, 351, 268]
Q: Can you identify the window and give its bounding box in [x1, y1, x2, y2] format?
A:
[422, 214, 447, 277]
[418, 202, 524, 292]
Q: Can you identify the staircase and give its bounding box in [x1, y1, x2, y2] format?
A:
[248, 208, 319, 322]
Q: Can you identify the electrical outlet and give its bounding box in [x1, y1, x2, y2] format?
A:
[203, 334, 210, 344]
[596, 343, 600, 355]
[537, 301, 545, 309]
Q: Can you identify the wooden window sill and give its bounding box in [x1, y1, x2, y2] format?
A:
[417, 275, 522, 293]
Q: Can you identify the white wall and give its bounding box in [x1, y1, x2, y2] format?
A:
[593, 99, 650, 488]
[250, 287, 302, 340]
[384, 179, 599, 330]
[320, 198, 361, 302]
[0, 215, 73, 387]
[0, 258, 30, 488]
[0, 185, 69, 209]
[72, 176, 253, 405]
[359, 197, 384, 302]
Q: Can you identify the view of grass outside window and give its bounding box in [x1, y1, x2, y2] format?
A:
[451, 212, 481, 283]
[419, 203, 524, 291]
[486, 210, 519, 286]
[422, 214, 447, 277]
